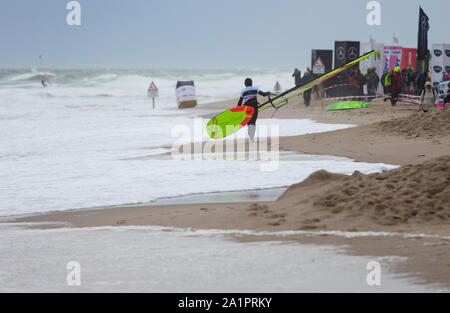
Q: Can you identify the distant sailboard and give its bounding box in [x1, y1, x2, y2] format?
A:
[42, 69, 51, 86]
[39, 55, 51, 86]
[206, 50, 379, 139]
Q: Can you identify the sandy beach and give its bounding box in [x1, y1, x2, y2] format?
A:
[3, 0, 450, 297]
[5, 95, 450, 290]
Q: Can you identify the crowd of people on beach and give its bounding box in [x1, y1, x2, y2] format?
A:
[292, 66, 450, 110]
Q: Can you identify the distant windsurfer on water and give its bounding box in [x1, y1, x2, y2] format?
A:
[237, 78, 272, 140]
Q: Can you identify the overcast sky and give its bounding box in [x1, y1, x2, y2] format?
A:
[0, 0, 448, 70]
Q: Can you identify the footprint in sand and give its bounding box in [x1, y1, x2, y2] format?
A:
[268, 218, 286, 226]
[247, 203, 269, 212]
[267, 213, 287, 219]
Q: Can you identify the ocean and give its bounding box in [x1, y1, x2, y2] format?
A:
[0, 68, 397, 216]
[0, 68, 295, 106]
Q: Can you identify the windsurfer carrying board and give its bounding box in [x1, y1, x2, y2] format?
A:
[237, 78, 272, 140]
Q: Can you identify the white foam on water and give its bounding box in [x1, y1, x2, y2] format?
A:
[0, 68, 398, 216]
[0, 224, 443, 293]
[156, 226, 450, 240]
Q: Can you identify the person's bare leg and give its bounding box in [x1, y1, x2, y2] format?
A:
[248, 124, 256, 140]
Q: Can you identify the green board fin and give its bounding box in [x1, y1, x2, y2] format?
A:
[206, 106, 255, 139]
[325, 101, 370, 111]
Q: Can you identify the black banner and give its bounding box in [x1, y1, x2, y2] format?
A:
[334, 41, 360, 69]
[417, 7, 430, 60]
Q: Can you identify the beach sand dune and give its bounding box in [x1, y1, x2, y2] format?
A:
[376, 107, 450, 138]
[278, 155, 450, 230]
[5, 99, 450, 289]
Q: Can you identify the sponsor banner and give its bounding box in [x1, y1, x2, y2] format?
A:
[360, 41, 384, 93]
[446, 44, 450, 74]
[360, 42, 383, 73]
[400, 48, 417, 71]
[383, 47, 391, 73]
[388, 46, 402, 71]
[334, 41, 360, 68]
[383, 46, 402, 72]
[431, 44, 449, 87]
[417, 7, 430, 60]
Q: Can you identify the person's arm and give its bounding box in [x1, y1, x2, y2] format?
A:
[257, 89, 271, 97]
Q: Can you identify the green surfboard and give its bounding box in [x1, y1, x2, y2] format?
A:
[325, 101, 370, 111]
[206, 106, 255, 139]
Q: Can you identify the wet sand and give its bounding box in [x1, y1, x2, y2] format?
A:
[4, 96, 450, 290]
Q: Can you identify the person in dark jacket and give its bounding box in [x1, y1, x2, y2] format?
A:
[348, 68, 358, 96]
[416, 71, 428, 96]
[389, 67, 403, 106]
[381, 69, 388, 95]
[373, 67, 380, 92]
[444, 82, 450, 107]
[406, 67, 416, 95]
[292, 68, 302, 87]
[301, 69, 313, 106]
[237, 78, 272, 139]
[366, 68, 377, 96]
[357, 68, 366, 98]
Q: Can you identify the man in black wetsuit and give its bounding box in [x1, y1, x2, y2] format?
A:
[237, 78, 271, 140]
[292, 68, 302, 87]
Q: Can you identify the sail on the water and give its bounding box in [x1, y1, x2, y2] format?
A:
[39, 55, 51, 86]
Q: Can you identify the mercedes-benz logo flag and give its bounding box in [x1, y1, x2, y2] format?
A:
[334, 41, 360, 68]
[417, 7, 430, 60]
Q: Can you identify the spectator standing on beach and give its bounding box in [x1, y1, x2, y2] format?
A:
[302, 69, 313, 107]
[366, 68, 377, 96]
[348, 68, 358, 96]
[416, 71, 427, 96]
[292, 68, 302, 87]
[444, 83, 450, 106]
[389, 67, 403, 106]
[357, 69, 366, 98]
[443, 71, 450, 82]
[401, 69, 408, 93]
[312, 73, 321, 100]
[406, 68, 416, 95]
[373, 67, 380, 93]
[381, 69, 389, 95]
[336, 71, 348, 98]
[419, 81, 437, 112]
[413, 71, 420, 94]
